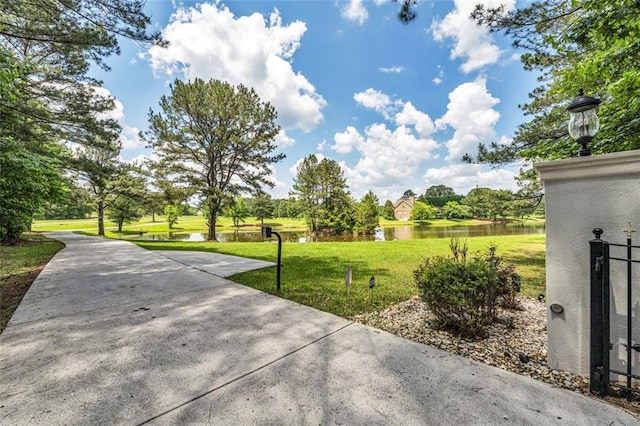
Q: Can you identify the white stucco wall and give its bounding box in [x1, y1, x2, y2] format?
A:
[535, 150, 640, 375]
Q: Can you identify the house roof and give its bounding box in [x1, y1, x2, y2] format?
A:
[393, 197, 415, 209]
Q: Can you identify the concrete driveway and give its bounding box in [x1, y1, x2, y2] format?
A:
[1, 232, 637, 425]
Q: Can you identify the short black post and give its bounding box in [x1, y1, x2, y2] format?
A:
[590, 228, 610, 396]
[262, 226, 282, 292]
[273, 230, 282, 292]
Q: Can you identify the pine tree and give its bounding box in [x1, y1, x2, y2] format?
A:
[143, 79, 284, 241]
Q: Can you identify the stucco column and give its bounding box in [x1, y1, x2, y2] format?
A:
[535, 150, 640, 375]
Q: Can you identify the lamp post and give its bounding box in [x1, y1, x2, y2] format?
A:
[261, 226, 282, 292]
[566, 88, 601, 157]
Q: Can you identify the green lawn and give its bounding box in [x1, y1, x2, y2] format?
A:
[135, 234, 545, 317]
[0, 234, 64, 332]
[31, 215, 310, 236]
[31, 216, 546, 318]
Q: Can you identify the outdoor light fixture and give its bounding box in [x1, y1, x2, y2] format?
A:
[261, 226, 282, 292]
[566, 88, 601, 157]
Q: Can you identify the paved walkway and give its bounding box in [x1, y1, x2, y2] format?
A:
[1, 232, 637, 425]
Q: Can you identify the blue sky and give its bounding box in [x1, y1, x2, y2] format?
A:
[93, 0, 539, 201]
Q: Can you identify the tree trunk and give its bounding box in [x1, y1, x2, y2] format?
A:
[97, 202, 105, 236]
[152, 212, 156, 222]
[118, 220, 123, 232]
[207, 208, 217, 241]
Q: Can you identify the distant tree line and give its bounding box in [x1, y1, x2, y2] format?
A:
[395, 185, 543, 222]
[35, 163, 543, 234]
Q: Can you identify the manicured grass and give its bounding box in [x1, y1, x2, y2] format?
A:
[135, 234, 546, 317]
[0, 234, 64, 332]
[32, 215, 311, 237]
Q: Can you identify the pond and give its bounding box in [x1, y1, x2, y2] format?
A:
[133, 222, 545, 243]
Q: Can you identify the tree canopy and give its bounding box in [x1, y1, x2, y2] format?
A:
[143, 78, 284, 240]
[0, 0, 159, 244]
[355, 191, 380, 234]
[395, 0, 640, 163]
[290, 155, 354, 234]
[468, 0, 640, 163]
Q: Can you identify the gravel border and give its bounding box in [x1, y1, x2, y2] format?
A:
[351, 296, 640, 416]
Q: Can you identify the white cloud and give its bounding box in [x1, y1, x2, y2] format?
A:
[433, 65, 444, 85]
[341, 0, 368, 25]
[274, 130, 295, 148]
[394, 102, 435, 138]
[339, 89, 441, 195]
[146, 3, 325, 132]
[354, 88, 392, 111]
[336, 122, 438, 194]
[122, 154, 151, 167]
[316, 139, 328, 151]
[332, 126, 364, 153]
[423, 163, 518, 195]
[379, 66, 405, 74]
[431, 0, 515, 73]
[94, 86, 146, 152]
[435, 77, 500, 162]
[265, 164, 289, 198]
[353, 88, 399, 119]
[120, 125, 144, 151]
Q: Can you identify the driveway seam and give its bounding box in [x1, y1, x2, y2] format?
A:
[137, 321, 355, 425]
[151, 251, 275, 278]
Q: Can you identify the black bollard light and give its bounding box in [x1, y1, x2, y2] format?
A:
[262, 226, 282, 292]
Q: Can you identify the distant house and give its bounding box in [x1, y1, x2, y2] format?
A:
[393, 196, 414, 220]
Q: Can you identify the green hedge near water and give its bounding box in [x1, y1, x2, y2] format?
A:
[135, 234, 545, 317]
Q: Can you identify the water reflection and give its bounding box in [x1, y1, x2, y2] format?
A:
[136, 222, 545, 242]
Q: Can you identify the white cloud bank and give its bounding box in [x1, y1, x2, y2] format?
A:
[146, 3, 325, 132]
[435, 76, 500, 162]
[423, 163, 519, 195]
[333, 89, 439, 195]
[431, 0, 515, 73]
[322, 80, 512, 197]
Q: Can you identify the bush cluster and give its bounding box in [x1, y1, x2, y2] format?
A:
[413, 238, 520, 338]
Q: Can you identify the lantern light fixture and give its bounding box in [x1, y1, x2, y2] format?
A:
[566, 89, 601, 157]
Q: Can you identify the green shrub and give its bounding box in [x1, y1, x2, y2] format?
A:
[413, 238, 521, 338]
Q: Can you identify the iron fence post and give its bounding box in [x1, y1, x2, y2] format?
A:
[590, 228, 609, 396]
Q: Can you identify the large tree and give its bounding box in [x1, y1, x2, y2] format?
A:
[290, 155, 354, 234]
[107, 184, 146, 232]
[0, 51, 69, 243]
[355, 191, 380, 234]
[225, 198, 250, 229]
[0, 0, 160, 148]
[0, 1, 159, 244]
[419, 185, 462, 207]
[75, 139, 144, 236]
[250, 190, 275, 226]
[144, 78, 284, 240]
[463, 187, 514, 221]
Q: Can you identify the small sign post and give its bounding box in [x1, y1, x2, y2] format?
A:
[345, 266, 352, 299]
[369, 276, 376, 303]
